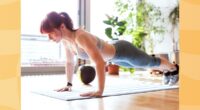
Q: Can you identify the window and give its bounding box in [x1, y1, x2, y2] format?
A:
[90, 0, 116, 41]
[21, 0, 79, 67]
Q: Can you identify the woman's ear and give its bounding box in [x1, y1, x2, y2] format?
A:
[60, 23, 65, 30]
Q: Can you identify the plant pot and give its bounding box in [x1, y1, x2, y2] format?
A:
[107, 64, 119, 75]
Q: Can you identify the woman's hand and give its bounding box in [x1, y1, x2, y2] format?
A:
[55, 86, 72, 92]
[80, 90, 103, 97]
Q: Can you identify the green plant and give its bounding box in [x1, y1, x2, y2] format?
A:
[119, 67, 135, 75]
[103, 15, 127, 40]
[114, 0, 165, 53]
[169, 4, 179, 52]
[136, 0, 165, 34]
[169, 5, 179, 26]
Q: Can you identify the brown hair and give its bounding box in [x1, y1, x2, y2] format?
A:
[40, 11, 74, 33]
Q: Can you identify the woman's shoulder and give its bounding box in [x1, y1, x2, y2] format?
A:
[75, 28, 84, 36]
[75, 27, 89, 41]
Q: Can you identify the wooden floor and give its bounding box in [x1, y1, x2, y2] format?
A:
[21, 72, 179, 110]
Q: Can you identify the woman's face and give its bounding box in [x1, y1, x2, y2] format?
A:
[48, 29, 62, 43]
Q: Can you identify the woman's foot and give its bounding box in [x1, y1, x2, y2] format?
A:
[163, 71, 171, 85]
[168, 74, 179, 85]
[163, 64, 179, 85]
[168, 64, 179, 85]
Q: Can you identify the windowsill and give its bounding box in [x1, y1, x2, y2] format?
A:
[21, 66, 65, 76]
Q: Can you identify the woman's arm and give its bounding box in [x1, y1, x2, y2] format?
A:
[75, 35, 106, 97]
[56, 41, 75, 92]
[65, 47, 75, 84]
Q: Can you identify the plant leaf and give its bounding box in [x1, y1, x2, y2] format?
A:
[103, 20, 112, 25]
[117, 21, 127, 26]
[105, 28, 113, 39]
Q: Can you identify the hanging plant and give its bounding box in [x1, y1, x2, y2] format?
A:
[169, 4, 179, 52]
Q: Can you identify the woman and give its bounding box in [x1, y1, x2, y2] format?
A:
[40, 11, 179, 97]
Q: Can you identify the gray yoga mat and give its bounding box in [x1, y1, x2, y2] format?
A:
[32, 84, 178, 101]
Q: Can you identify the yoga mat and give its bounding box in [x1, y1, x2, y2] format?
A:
[32, 84, 178, 101]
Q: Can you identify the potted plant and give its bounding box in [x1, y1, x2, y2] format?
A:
[103, 15, 127, 75]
